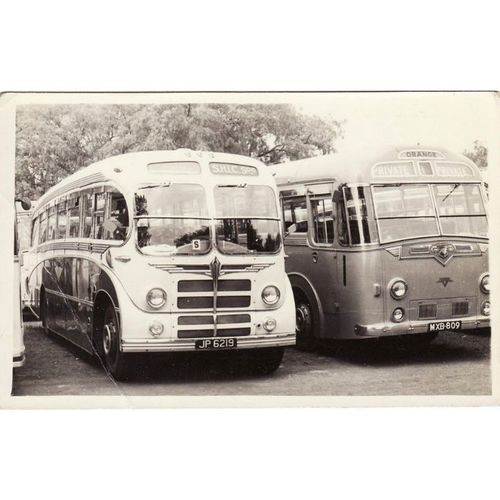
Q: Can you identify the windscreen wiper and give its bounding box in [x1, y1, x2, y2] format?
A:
[441, 183, 459, 203]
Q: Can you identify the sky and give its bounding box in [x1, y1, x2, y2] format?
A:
[290, 92, 498, 157]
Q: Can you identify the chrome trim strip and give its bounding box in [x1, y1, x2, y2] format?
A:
[44, 288, 93, 307]
[149, 262, 274, 274]
[122, 332, 295, 352]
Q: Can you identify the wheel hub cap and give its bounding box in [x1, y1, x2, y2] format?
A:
[296, 307, 306, 333]
[103, 324, 113, 355]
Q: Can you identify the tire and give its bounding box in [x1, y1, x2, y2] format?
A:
[295, 297, 317, 351]
[239, 347, 285, 376]
[40, 290, 50, 335]
[97, 302, 130, 381]
[398, 332, 438, 350]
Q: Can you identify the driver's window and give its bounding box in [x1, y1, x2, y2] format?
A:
[282, 197, 308, 235]
[103, 188, 129, 241]
[306, 183, 334, 246]
[310, 196, 334, 244]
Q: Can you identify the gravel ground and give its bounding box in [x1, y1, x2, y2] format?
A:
[12, 322, 491, 397]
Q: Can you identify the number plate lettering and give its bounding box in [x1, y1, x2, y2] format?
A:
[427, 321, 462, 332]
[195, 338, 238, 350]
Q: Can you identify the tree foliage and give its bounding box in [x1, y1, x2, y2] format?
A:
[16, 104, 343, 199]
[463, 140, 488, 169]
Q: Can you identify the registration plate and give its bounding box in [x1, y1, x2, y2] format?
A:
[427, 320, 462, 332]
[195, 338, 238, 350]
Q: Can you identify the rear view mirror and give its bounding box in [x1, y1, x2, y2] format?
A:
[21, 199, 32, 211]
[16, 198, 32, 211]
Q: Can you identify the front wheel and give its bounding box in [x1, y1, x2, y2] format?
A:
[397, 332, 438, 350]
[295, 299, 317, 351]
[226, 347, 285, 376]
[98, 303, 130, 380]
[40, 290, 50, 335]
[250, 347, 284, 375]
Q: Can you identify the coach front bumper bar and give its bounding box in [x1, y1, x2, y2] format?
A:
[354, 316, 490, 337]
[121, 332, 296, 352]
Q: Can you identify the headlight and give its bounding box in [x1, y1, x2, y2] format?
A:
[149, 321, 164, 337]
[391, 307, 405, 322]
[481, 300, 490, 316]
[480, 273, 490, 294]
[263, 317, 277, 332]
[146, 288, 167, 308]
[262, 285, 280, 305]
[390, 279, 408, 300]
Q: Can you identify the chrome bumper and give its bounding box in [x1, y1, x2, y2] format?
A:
[354, 316, 490, 337]
[121, 332, 296, 353]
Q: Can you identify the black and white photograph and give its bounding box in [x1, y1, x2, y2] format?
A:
[0, 91, 497, 404]
[3, 4, 500, 500]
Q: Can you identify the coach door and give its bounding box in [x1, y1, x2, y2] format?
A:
[305, 182, 340, 324]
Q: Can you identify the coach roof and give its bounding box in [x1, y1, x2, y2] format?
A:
[34, 149, 268, 212]
[272, 146, 481, 186]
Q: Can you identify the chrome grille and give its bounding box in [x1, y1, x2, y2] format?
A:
[178, 315, 214, 325]
[178, 296, 213, 309]
[177, 279, 251, 309]
[177, 314, 252, 339]
[178, 327, 251, 339]
[178, 279, 251, 292]
[218, 314, 251, 324]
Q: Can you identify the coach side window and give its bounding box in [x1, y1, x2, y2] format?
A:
[94, 192, 106, 239]
[343, 186, 378, 245]
[47, 206, 57, 241]
[283, 197, 308, 234]
[82, 192, 93, 238]
[102, 188, 129, 240]
[39, 211, 48, 244]
[56, 199, 68, 239]
[310, 196, 334, 244]
[32, 217, 40, 247]
[68, 196, 81, 238]
[337, 198, 349, 246]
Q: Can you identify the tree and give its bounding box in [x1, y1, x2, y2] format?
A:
[16, 103, 343, 200]
[463, 140, 487, 169]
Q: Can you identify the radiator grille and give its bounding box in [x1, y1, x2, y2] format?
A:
[177, 327, 251, 339]
[452, 301, 469, 316]
[218, 314, 251, 324]
[178, 279, 251, 292]
[177, 279, 252, 309]
[217, 296, 251, 308]
[418, 304, 437, 319]
[177, 296, 251, 309]
[178, 280, 213, 292]
[217, 327, 251, 337]
[178, 315, 214, 325]
[178, 296, 213, 309]
[177, 313, 252, 339]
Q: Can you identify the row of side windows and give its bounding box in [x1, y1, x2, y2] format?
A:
[282, 187, 376, 246]
[32, 186, 129, 246]
[282, 195, 338, 245]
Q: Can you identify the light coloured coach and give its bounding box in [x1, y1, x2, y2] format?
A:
[274, 147, 489, 349]
[13, 199, 32, 367]
[27, 150, 295, 379]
